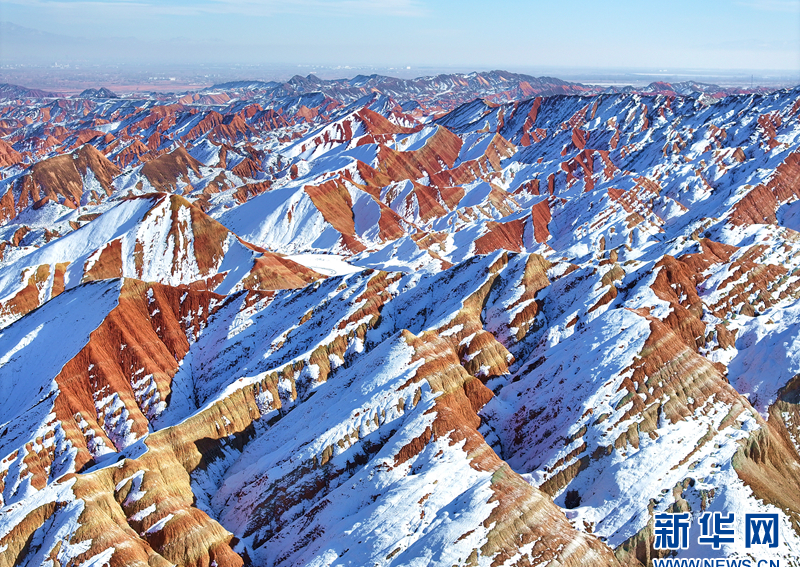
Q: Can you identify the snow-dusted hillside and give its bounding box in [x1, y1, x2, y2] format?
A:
[1, 75, 800, 567]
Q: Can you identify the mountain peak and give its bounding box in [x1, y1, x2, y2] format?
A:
[78, 86, 119, 99]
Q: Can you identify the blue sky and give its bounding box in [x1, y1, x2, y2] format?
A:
[1, 0, 798, 71]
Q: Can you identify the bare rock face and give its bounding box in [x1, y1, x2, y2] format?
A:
[0, 139, 23, 169]
[141, 147, 205, 193]
[1, 144, 121, 222]
[2, 78, 800, 567]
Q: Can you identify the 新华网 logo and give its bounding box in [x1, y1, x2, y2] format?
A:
[653, 512, 780, 550]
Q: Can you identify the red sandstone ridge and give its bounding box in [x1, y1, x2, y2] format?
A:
[530, 199, 551, 243]
[141, 146, 204, 192]
[730, 151, 800, 226]
[474, 217, 527, 255]
[0, 138, 23, 167]
[376, 126, 463, 184]
[0, 144, 121, 223]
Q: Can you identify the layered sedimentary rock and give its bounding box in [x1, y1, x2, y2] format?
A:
[1, 75, 800, 567]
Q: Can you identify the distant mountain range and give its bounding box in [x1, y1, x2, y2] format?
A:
[0, 69, 778, 108]
[0, 82, 57, 99]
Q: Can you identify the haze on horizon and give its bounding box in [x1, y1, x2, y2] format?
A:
[0, 0, 798, 75]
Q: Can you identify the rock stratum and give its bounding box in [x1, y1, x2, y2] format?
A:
[0, 72, 800, 567]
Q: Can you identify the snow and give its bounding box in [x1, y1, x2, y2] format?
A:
[457, 181, 494, 209]
[189, 139, 223, 167]
[121, 470, 147, 506]
[0, 198, 154, 311]
[0, 477, 92, 566]
[216, 184, 332, 252]
[0, 280, 121, 506]
[283, 253, 363, 276]
[439, 324, 463, 338]
[129, 503, 156, 522]
[396, 126, 439, 152]
[726, 298, 800, 416]
[208, 332, 502, 566]
[477, 304, 786, 552]
[145, 513, 174, 534]
[777, 201, 800, 232]
[79, 546, 116, 567]
[675, 463, 800, 562]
